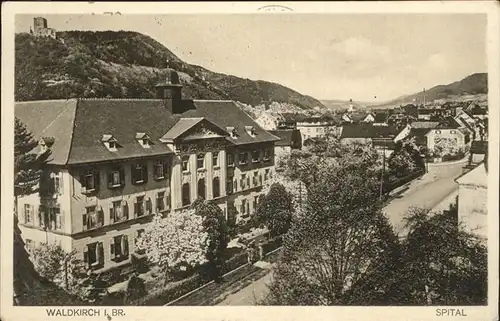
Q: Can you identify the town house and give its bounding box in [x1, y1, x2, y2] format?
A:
[15, 69, 280, 273]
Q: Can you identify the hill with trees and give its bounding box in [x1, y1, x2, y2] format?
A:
[368, 73, 488, 109]
[15, 31, 324, 109]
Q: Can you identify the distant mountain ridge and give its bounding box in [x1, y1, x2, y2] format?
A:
[368, 73, 488, 109]
[15, 30, 324, 109]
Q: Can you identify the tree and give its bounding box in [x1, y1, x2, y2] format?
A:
[387, 138, 425, 178]
[264, 161, 400, 305]
[14, 117, 45, 198]
[192, 198, 230, 281]
[135, 210, 208, 274]
[394, 208, 487, 305]
[125, 273, 147, 303]
[255, 183, 294, 238]
[31, 243, 66, 282]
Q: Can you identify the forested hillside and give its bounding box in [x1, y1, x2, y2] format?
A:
[15, 31, 324, 109]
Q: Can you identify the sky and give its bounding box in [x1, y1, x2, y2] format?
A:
[15, 14, 487, 102]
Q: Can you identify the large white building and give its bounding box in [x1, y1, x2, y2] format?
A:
[15, 69, 280, 275]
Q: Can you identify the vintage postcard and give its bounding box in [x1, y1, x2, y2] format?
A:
[1, 2, 498, 321]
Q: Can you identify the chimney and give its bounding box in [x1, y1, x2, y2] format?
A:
[155, 69, 183, 114]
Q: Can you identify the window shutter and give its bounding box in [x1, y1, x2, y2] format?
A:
[109, 203, 114, 224]
[107, 171, 113, 188]
[83, 246, 89, 265]
[119, 168, 125, 187]
[60, 210, 65, 230]
[80, 174, 86, 194]
[146, 198, 152, 214]
[110, 241, 115, 259]
[98, 207, 104, 226]
[82, 208, 87, 231]
[163, 161, 168, 179]
[123, 235, 129, 256]
[131, 165, 137, 185]
[94, 171, 100, 191]
[122, 200, 129, 219]
[143, 164, 149, 184]
[98, 242, 104, 265]
[134, 202, 138, 218]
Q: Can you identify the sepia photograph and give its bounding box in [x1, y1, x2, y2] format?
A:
[1, 2, 499, 321]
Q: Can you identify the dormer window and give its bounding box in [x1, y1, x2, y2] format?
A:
[227, 126, 238, 139]
[136, 133, 151, 149]
[102, 135, 118, 152]
[245, 126, 257, 137]
[39, 140, 48, 153]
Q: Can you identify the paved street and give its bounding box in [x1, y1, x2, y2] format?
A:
[383, 159, 469, 235]
[217, 270, 274, 305]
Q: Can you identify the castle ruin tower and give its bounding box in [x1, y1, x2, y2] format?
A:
[33, 17, 48, 35]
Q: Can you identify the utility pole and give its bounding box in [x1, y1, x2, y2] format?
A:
[379, 138, 386, 200]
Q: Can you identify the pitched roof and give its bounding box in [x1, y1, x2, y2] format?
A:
[268, 129, 301, 147]
[410, 121, 439, 129]
[374, 112, 387, 123]
[16, 99, 280, 165]
[340, 124, 399, 139]
[408, 128, 431, 145]
[349, 112, 368, 122]
[455, 163, 487, 188]
[160, 117, 204, 142]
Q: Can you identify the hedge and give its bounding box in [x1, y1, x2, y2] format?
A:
[383, 169, 425, 194]
[124, 237, 282, 306]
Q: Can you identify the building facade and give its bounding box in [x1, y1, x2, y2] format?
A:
[455, 163, 488, 240]
[16, 70, 279, 273]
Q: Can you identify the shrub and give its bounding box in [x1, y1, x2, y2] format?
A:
[125, 274, 147, 304]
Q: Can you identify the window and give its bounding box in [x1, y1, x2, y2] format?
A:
[51, 171, 62, 195]
[81, 169, 99, 193]
[226, 179, 233, 195]
[241, 174, 247, 189]
[254, 196, 259, 208]
[154, 160, 168, 180]
[142, 139, 150, 147]
[239, 152, 248, 165]
[198, 179, 206, 200]
[182, 156, 190, 172]
[107, 167, 124, 189]
[182, 183, 191, 206]
[24, 204, 33, 224]
[83, 206, 104, 231]
[110, 200, 128, 224]
[25, 239, 34, 253]
[108, 141, 117, 150]
[110, 235, 129, 262]
[48, 206, 62, 230]
[135, 229, 145, 254]
[212, 152, 219, 167]
[197, 153, 205, 170]
[213, 177, 220, 198]
[84, 242, 103, 268]
[263, 149, 271, 161]
[135, 196, 145, 217]
[252, 150, 260, 163]
[227, 153, 234, 167]
[132, 163, 148, 185]
[156, 192, 165, 212]
[264, 169, 270, 181]
[241, 199, 247, 217]
[253, 172, 259, 186]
